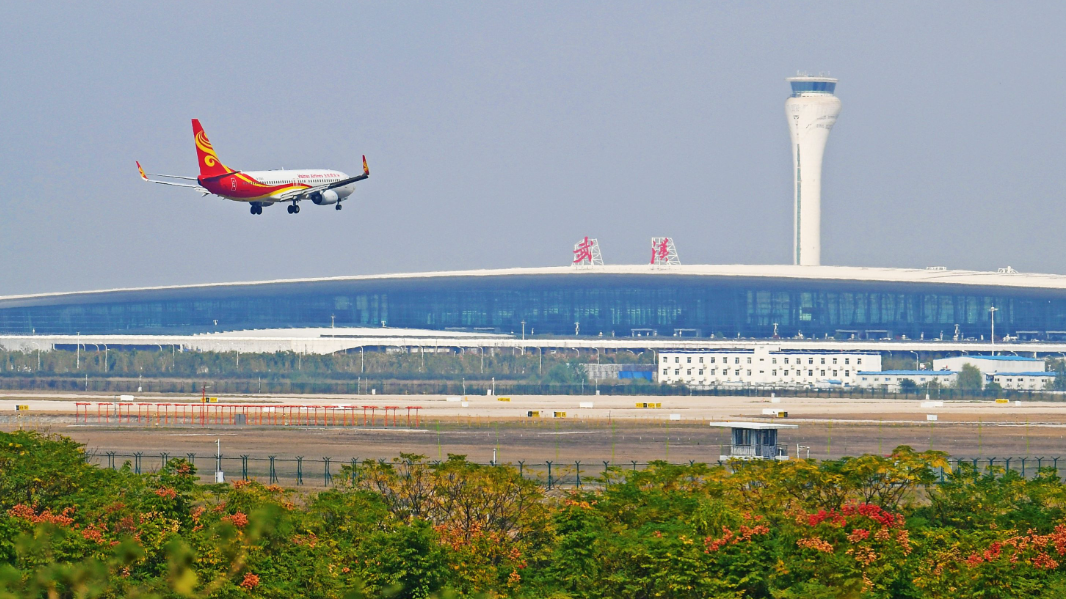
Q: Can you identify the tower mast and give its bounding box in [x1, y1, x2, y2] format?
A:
[786, 74, 841, 266]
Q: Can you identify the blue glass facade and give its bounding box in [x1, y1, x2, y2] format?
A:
[3, 273, 1066, 340]
[790, 80, 836, 96]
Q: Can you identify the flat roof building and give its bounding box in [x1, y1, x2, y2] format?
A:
[855, 369, 958, 391]
[659, 347, 880, 388]
[933, 355, 1045, 375]
[988, 372, 1055, 391]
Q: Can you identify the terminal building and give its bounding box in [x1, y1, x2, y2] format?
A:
[4, 265, 1066, 342]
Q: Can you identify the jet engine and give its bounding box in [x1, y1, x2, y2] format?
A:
[311, 189, 340, 205]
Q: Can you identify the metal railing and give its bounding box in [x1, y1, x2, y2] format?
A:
[721, 444, 788, 459]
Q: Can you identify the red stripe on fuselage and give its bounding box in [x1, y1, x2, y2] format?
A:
[198, 173, 309, 201]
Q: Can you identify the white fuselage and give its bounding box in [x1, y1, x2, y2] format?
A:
[242, 169, 356, 203]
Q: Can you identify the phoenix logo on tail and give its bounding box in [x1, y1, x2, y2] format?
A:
[137, 119, 370, 215]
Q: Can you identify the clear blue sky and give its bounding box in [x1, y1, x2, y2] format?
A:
[2, 2, 1065, 294]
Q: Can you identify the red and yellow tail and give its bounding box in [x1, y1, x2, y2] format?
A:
[192, 119, 233, 178]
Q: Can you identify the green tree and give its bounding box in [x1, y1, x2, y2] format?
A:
[1049, 358, 1066, 391]
[545, 362, 584, 384]
[956, 363, 984, 392]
[898, 378, 918, 394]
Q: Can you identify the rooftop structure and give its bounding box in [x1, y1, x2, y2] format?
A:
[787, 74, 841, 266]
[650, 237, 681, 267]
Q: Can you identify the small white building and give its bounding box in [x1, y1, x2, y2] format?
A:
[933, 355, 1045, 375]
[709, 421, 798, 461]
[988, 372, 1056, 390]
[855, 370, 958, 391]
[658, 346, 880, 388]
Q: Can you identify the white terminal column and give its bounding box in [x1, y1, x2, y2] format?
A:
[786, 75, 841, 266]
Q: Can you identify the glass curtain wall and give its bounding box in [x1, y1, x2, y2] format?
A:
[2, 275, 1065, 340]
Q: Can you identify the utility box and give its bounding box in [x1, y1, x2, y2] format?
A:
[234, 414, 247, 425]
[214, 471, 224, 483]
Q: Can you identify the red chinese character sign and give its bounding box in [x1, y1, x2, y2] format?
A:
[650, 237, 680, 267]
[572, 236, 603, 267]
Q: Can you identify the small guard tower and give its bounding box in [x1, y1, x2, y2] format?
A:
[709, 421, 798, 461]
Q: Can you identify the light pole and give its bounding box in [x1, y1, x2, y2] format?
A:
[102, 343, 108, 373]
[29, 341, 41, 371]
[909, 351, 920, 371]
[990, 306, 999, 355]
[76, 332, 80, 369]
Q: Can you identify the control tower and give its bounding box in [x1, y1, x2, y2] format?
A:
[786, 75, 841, 266]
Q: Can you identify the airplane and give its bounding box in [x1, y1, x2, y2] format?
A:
[137, 119, 369, 215]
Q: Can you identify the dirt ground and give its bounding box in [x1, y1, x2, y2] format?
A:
[3, 391, 1065, 465]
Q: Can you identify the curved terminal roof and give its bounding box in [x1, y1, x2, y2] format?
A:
[4, 264, 1066, 308]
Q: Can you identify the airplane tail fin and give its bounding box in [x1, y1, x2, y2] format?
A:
[192, 119, 233, 178]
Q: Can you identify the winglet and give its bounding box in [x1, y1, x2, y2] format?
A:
[136, 161, 148, 181]
[362, 155, 369, 176]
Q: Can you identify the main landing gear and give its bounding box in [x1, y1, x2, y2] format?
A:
[287, 202, 301, 214]
[249, 203, 263, 215]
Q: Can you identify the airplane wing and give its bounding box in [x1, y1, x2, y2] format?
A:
[276, 155, 370, 201]
[137, 161, 207, 192]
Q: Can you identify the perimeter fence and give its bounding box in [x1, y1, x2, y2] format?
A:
[3, 374, 1065, 401]
[84, 451, 1066, 490]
